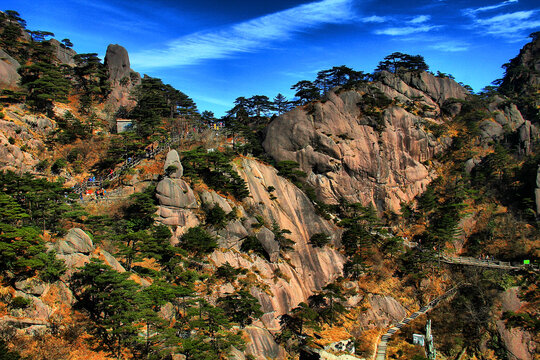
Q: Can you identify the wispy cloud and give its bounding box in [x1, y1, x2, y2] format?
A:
[464, 0, 518, 16]
[471, 10, 540, 40]
[430, 41, 470, 52]
[374, 25, 440, 36]
[361, 15, 389, 23]
[409, 15, 431, 24]
[130, 0, 355, 68]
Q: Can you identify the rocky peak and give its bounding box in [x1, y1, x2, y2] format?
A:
[104, 44, 132, 84]
[500, 34, 540, 95]
[104, 44, 141, 110]
[399, 71, 469, 105]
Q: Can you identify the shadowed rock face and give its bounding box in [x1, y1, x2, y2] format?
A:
[0, 48, 20, 90]
[104, 44, 131, 84]
[263, 74, 465, 211]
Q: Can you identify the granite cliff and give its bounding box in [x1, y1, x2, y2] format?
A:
[263, 71, 468, 211]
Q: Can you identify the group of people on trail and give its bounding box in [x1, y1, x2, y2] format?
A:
[81, 188, 107, 201]
[479, 254, 491, 261]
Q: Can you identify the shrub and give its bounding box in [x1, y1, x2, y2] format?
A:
[36, 159, 49, 172]
[8, 136, 15, 144]
[309, 233, 331, 247]
[51, 158, 67, 174]
[66, 148, 81, 163]
[39, 251, 66, 282]
[204, 204, 229, 229]
[10, 296, 31, 309]
[240, 235, 268, 260]
[179, 226, 218, 256]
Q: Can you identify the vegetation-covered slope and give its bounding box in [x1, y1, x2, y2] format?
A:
[0, 9, 538, 360]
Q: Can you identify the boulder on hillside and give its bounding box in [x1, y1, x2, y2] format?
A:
[244, 326, 286, 359]
[157, 206, 199, 230]
[354, 294, 408, 331]
[56, 228, 94, 255]
[15, 278, 48, 296]
[164, 150, 183, 178]
[200, 190, 233, 213]
[0, 48, 21, 90]
[156, 178, 198, 209]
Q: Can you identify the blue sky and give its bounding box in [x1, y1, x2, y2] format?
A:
[4, 0, 540, 116]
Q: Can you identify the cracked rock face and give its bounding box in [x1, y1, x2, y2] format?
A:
[263, 81, 455, 211]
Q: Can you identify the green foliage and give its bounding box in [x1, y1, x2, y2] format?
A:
[0, 171, 80, 232]
[275, 160, 306, 188]
[203, 204, 229, 229]
[272, 222, 295, 254]
[71, 259, 143, 357]
[10, 296, 31, 309]
[18, 62, 71, 113]
[50, 158, 67, 174]
[72, 53, 110, 113]
[218, 290, 263, 327]
[308, 283, 347, 323]
[130, 75, 198, 137]
[215, 262, 246, 281]
[38, 250, 66, 282]
[290, 80, 321, 105]
[123, 185, 157, 232]
[309, 232, 331, 247]
[52, 111, 91, 144]
[180, 226, 218, 257]
[0, 195, 46, 279]
[375, 52, 429, 74]
[182, 147, 249, 200]
[240, 235, 269, 260]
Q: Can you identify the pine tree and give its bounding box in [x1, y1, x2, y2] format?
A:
[71, 259, 143, 357]
[217, 290, 263, 326]
[18, 62, 71, 113]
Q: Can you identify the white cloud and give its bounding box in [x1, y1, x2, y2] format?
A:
[473, 10, 540, 39]
[430, 41, 469, 52]
[361, 15, 389, 23]
[375, 25, 440, 36]
[464, 0, 518, 16]
[130, 0, 355, 68]
[409, 15, 431, 24]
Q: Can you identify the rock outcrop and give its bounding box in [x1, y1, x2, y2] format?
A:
[104, 44, 141, 110]
[399, 71, 469, 105]
[0, 48, 21, 90]
[496, 287, 537, 360]
[49, 39, 76, 66]
[156, 151, 200, 240]
[212, 158, 345, 332]
[263, 74, 462, 210]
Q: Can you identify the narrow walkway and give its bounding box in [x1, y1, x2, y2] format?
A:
[374, 284, 462, 360]
[440, 255, 534, 271]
